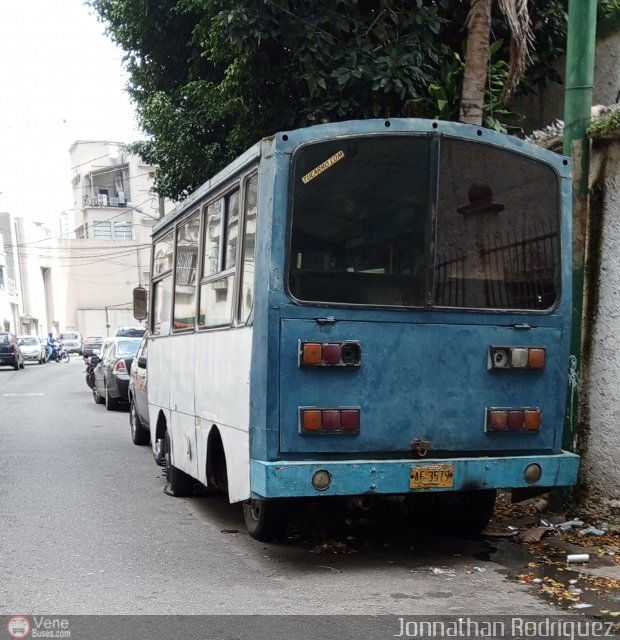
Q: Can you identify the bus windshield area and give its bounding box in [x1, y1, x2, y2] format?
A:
[289, 135, 559, 311]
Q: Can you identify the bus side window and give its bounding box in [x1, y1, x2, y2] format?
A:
[152, 277, 173, 336]
[173, 213, 200, 330]
[199, 190, 239, 328]
[151, 231, 174, 335]
[237, 174, 258, 325]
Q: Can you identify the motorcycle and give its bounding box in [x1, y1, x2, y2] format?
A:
[84, 354, 99, 389]
[49, 341, 70, 363]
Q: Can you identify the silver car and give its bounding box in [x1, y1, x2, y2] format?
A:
[17, 336, 47, 364]
[60, 331, 82, 355]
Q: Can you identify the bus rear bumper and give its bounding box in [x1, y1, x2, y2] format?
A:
[250, 452, 580, 499]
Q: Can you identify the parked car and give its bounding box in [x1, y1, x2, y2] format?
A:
[0, 332, 25, 370]
[17, 336, 46, 364]
[82, 335, 105, 358]
[128, 334, 151, 447]
[59, 331, 82, 355]
[92, 337, 142, 410]
[114, 326, 146, 338]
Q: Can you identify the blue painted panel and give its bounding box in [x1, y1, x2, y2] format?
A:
[250, 452, 580, 498]
[279, 319, 568, 454]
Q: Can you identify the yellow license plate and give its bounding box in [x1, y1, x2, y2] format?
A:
[410, 464, 454, 489]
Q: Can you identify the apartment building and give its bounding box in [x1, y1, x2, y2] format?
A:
[0, 212, 60, 337]
[64, 141, 174, 337]
[0, 228, 15, 332]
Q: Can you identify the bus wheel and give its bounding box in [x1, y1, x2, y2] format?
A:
[153, 438, 165, 466]
[243, 498, 288, 541]
[407, 490, 496, 536]
[164, 432, 194, 497]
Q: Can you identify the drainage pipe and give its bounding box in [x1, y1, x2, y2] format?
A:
[562, 0, 597, 451]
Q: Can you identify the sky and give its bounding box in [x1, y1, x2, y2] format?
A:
[0, 1, 143, 223]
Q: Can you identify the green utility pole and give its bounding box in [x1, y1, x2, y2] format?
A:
[562, 0, 597, 451]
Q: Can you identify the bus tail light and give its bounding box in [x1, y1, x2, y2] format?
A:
[486, 408, 541, 432]
[300, 408, 360, 434]
[488, 346, 546, 370]
[300, 341, 361, 367]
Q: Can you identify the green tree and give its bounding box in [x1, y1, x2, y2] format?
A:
[89, 0, 570, 200]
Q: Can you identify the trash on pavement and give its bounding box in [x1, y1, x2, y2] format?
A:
[566, 553, 590, 563]
[518, 526, 554, 543]
[555, 519, 585, 533]
[578, 526, 607, 537]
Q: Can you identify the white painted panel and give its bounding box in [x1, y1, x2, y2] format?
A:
[194, 327, 252, 430]
[147, 327, 253, 500]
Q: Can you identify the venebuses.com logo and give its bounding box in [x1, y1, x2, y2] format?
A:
[5, 616, 71, 639]
[7, 616, 30, 639]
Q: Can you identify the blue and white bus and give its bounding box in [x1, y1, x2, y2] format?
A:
[141, 118, 579, 540]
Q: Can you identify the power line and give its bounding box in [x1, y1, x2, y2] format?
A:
[8, 197, 156, 248]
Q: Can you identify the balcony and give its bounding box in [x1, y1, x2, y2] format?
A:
[83, 191, 130, 208]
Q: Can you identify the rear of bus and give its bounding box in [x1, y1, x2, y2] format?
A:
[246, 119, 579, 539]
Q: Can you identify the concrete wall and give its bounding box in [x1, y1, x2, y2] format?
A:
[580, 136, 620, 519]
[514, 27, 620, 133]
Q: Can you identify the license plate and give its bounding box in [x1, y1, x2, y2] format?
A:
[410, 464, 454, 489]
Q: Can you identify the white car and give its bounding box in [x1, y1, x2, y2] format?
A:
[17, 336, 47, 364]
[60, 331, 82, 354]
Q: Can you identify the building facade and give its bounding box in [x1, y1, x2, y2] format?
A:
[63, 140, 174, 337]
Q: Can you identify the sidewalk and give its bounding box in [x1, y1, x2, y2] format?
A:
[485, 493, 620, 620]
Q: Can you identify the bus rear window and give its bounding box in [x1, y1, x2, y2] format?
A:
[289, 135, 560, 311]
[289, 136, 430, 307]
[435, 138, 559, 310]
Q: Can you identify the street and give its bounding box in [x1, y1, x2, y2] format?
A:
[0, 359, 577, 619]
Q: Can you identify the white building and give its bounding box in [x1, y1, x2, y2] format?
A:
[63, 140, 174, 337]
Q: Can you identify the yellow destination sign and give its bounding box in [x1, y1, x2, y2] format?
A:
[301, 150, 345, 184]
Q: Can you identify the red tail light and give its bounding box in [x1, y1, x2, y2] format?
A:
[486, 408, 542, 432]
[300, 341, 361, 367]
[300, 408, 360, 434]
[113, 360, 129, 376]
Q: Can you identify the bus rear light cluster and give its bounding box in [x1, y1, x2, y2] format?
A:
[488, 346, 546, 370]
[486, 408, 542, 432]
[300, 341, 361, 367]
[300, 408, 360, 434]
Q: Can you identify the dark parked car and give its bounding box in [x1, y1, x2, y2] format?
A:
[128, 334, 151, 447]
[0, 332, 25, 370]
[82, 335, 105, 358]
[114, 326, 146, 338]
[92, 337, 142, 410]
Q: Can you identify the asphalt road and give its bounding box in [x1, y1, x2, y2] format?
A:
[0, 358, 565, 623]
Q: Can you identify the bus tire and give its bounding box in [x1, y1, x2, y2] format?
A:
[243, 498, 289, 541]
[130, 399, 150, 445]
[164, 431, 194, 497]
[407, 489, 496, 536]
[153, 438, 166, 466]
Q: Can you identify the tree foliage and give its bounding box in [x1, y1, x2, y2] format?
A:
[88, 0, 571, 200]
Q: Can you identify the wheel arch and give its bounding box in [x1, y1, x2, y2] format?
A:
[155, 410, 168, 443]
[206, 425, 228, 494]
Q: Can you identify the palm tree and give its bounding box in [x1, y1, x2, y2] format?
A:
[459, 0, 533, 125]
